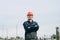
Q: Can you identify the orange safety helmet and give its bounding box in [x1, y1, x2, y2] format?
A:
[27, 12, 33, 16]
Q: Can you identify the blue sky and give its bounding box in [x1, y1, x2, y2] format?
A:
[0, 0, 60, 38]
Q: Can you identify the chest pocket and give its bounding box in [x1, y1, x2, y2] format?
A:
[25, 22, 34, 27]
[25, 22, 37, 28]
[25, 22, 31, 27]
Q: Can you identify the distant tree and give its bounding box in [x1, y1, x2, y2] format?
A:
[16, 36, 23, 40]
[5, 38, 7, 40]
[0, 37, 3, 39]
[16, 36, 20, 39]
[10, 37, 15, 40]
[51, 34, 56, 39]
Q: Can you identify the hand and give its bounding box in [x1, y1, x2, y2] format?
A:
[35, 25, 37, 27]
[28, 27, 30, 28]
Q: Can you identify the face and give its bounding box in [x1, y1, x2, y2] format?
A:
[27, 16, 33, 20]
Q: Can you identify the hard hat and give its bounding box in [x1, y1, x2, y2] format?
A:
[27, 12, 33, 16]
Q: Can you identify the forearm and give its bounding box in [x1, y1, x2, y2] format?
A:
[31, 27, 39, 32]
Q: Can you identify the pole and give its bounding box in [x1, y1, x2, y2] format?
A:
[6, 28, 8, 40]
[56, 27, 59, 40]
[16, 16, 19, 40]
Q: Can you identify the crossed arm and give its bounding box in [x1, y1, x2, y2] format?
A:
[23, 22, 39, 33]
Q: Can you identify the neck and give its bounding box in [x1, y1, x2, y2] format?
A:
[28, 19, 33, 22]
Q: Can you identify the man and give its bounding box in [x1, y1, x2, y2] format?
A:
[23, 12, 39, 40]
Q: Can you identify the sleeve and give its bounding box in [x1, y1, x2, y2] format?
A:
[23, 22, 26, 31]
[23, 22, 31, 32]
[34, 22, 39, 31]
[31, 22, 39, 32]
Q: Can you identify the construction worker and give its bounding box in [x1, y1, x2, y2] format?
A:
[23, 12, 39, 40]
